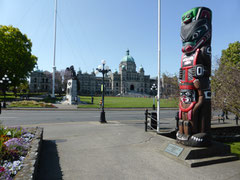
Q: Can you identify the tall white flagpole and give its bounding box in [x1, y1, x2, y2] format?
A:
[157, 0, 161, 133]
[52, 0, 57, 97]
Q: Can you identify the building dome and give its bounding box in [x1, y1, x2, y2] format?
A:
[121, 49, 135, 62]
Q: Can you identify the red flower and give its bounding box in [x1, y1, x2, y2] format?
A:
[0, 166, 5, 172]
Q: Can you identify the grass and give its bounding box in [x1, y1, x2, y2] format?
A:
[0, 92, 62, 105]
[4, 95, 178, 108]
[226, 142, 240, 157]
[78, 96, 178, 108]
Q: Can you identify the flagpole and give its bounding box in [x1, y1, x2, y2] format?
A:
[52, 0, 57, 97]
[157, 0, 161, 133]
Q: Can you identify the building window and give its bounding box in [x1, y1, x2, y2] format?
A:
[116, 82, 118, 87]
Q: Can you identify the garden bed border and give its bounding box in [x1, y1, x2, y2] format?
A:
[14, 127, 43, 180]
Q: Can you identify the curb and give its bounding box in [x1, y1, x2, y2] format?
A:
[14, 127, 43, 180]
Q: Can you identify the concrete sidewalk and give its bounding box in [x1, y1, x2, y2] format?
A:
[26, 120, 240, 180]
[53, 103, 78, 110]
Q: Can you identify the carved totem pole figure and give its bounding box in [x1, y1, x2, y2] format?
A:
[177, 7, 212, 146]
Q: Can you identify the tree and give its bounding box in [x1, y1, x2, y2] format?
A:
[211, 41, 240, 117]
[18, 80, 29, 93]
[162, 73, 179, 98]
[0, 25, 37, 91]
[44, 70, 64, 95]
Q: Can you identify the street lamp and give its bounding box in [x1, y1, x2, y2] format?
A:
[0, 74, 12, 108]
[95, 60, 111, 123]
[151, 84, 157, 110]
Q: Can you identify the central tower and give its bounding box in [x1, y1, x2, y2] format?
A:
[119, 49, 136, 73]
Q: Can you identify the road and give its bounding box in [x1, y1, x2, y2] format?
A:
[2, 109, 239, 179]
[0, 109, 177, 128]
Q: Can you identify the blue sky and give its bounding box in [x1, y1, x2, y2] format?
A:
[0, 0, 239, 77]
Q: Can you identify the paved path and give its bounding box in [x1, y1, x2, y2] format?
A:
[25, 120, 240, 180]
[53, 103, 78, 109]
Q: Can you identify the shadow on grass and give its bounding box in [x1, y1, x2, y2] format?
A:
[36, 140, 63, 180]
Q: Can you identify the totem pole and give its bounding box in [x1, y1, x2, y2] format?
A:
[177, 7, 212, 147]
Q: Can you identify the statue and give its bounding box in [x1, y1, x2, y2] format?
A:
[65, 65, 78, 104]
[66, 65, 77, 80]
[177, 7, 212, 147]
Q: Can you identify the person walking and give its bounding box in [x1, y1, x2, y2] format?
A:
[99, 99, 102, 109]
[221, 109, 229, 119]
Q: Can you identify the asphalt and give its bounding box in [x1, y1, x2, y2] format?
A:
[14, 104, 239, 180]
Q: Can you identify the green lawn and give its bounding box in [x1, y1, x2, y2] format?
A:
[78, 96, 178, 108]
[0, 95, 19, 99]
[226, 142, 240, 157]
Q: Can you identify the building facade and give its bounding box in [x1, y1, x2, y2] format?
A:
[77, 50, 155, 96]
[29, 69, 52, 93]
[29, 50, 176, 97]
[110, 49, 151, 95]
[29, 68, 65, 94]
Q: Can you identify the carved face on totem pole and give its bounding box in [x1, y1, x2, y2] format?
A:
[177, 7, 212, 147]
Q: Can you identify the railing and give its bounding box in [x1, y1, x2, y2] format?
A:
[145, 109, 180, 132]
[145, 109, 157, 132]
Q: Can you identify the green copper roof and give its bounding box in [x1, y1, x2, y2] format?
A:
[121, 49, 135, 62]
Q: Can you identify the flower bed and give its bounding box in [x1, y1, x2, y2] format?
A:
[0, 126, 43, 179]
[9, 100, 56, 108]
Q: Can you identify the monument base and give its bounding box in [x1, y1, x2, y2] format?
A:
[158, 133, 238, 167]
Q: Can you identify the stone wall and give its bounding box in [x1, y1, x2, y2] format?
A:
[14, 127, 43, 180]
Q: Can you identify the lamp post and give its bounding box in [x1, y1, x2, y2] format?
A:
[151, 84, 157, 110]
[95, 60, 111, 123]
[0, 74, 12, 108]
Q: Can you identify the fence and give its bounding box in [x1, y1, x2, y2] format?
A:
[145, 109, 158, 132]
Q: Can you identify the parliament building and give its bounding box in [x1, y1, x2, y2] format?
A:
[30, 50, 158, 96]
[77, 50, 156, 96]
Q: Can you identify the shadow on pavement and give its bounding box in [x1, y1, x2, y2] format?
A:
[36, 140, 63, 180]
